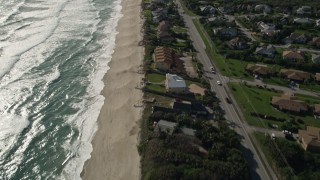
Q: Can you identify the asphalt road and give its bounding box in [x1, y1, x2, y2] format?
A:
[175, 1, 278, 179]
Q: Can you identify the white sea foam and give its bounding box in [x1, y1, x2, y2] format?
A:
[0, 1, 25, 24]
[0, 114, 44, 178]
[0, 114, 29, 158]
[61, 0, 123, 179]
[0, 66, 61, 178]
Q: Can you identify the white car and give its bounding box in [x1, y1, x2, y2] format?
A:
[210, 67, 216, 73]
[217, 80, 222, 85]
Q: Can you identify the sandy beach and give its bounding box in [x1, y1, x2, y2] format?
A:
[81, 0, 143, 179]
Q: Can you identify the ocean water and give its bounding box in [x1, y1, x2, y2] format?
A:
[0, 0, 122, 179]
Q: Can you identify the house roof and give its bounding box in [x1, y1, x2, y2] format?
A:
[181, 127, 196, 136]
[255, 4, 271, 13]
[307, 126, 320, 138]
[297, 6, 311, 14]
[157, 120, 177, 135]
[157, 21, 171, 40]
[152, 8, 168, 17]
[312, 37, 320, 43]
[315, 104, 320, 114]
[207, 16, 224, 23]
[246, 64, 273, 75]
[255, 45, 276, 54]
[294, 18, 314, 24]
[158, 31, 172, 39]
[214, 27, 237, 35]
[282, 50, 304, 60]
[154, 46, 173, 64]
[200, 5, 215, 13]
[191, 102, 207, 114]
[299, 128, 320, 152]
[280, 69, 311, 81]
[312, 54, 320, 63]
[271, 94, 308, 112]
[299, 126, 320, 150]
[228, 37, 246, 49]
[290, 33, 306, 39]
[158, 21, 170, 31]
[258, 22, 275, 31]
[315, 73, 320, 81]
[229, 37, 246, 44]
[166, 73, 186, 88]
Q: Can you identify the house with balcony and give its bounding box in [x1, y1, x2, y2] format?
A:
[153, 46, 174, 71]
[165, 73, 187, 94]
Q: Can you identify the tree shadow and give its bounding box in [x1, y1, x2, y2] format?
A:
[239, 144, 262, 180]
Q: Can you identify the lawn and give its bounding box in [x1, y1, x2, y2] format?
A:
[146, 84, 166, 93]
[228, 82, 320, 129]
[295, 93, 320, 105]
[299, 82, 320, 92]
[294, 29, 320, 37]
[263, 77, 289, 87]
[146, 73, 166, 93]
[172, 26, 187, 34]
[146, 73, 165, 83]
[224, 58, 253, 80]
[185, 78, 201, 86]
[172, 39, 187, 48]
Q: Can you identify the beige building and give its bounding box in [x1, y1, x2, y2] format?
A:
[280, 69, 311, 82]
[271, 94, 308, 113]
[299, 126, 320, 153]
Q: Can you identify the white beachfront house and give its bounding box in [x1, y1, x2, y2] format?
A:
[165, 73, 187, 94]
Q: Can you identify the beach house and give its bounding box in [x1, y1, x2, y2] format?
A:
[153, 46, 173, 71]
[165, 73, 187, 94]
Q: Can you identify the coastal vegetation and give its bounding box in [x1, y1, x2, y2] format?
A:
[255, 132, 320, 179]
[141, 118, 250, 180]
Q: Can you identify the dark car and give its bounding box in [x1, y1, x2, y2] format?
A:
[225, 97, 232, 104]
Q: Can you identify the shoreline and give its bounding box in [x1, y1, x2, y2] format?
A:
[81, 0, 143, 179]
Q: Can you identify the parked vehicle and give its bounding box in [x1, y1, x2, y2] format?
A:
[225, 97, 232, 104]
[210, 66, 216, 73]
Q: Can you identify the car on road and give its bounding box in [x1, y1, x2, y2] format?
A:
[217, 80, 222, 85]
[225, 97, 232, 104]
[210, 66, 216, 73]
